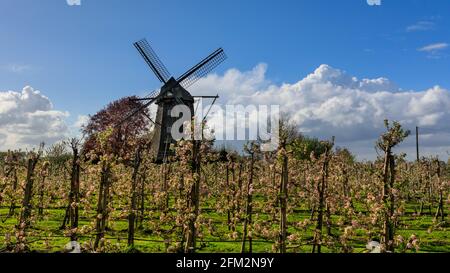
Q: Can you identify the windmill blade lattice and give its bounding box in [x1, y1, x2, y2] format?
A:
[177, 48, 227, 89]
[134, 39, 171, 83]
[146, 89, 161, 99]
[116, 92, 162, 128]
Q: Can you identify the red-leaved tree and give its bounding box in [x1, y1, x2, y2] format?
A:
[82, 96, 150, 159]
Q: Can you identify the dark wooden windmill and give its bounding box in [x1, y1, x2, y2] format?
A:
[121, 39, 226, 163]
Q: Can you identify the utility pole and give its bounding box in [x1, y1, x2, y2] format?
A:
[416, 126, 420, 162]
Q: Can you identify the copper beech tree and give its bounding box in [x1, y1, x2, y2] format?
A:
[82, 96, 150, 160]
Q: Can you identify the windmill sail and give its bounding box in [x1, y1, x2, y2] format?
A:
[134, 39, 171, 83]
[131, 89, 161, 101]
[177, 48, 227, 88]
[116, 93, 161, 128]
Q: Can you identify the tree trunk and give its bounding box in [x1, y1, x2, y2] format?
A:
[138, 167, 146, 228]
[312, 144, 331, 254]
[128, 147, 142, 247]
[19, 157, 39, 228]
[8, 170, 18, 217]
[16, 152, 40, 252]
[161, 163, 170, 210]
[279, 151, 288, 253]
[94, 162, 111, 250]
[434, 161, 445, 222]
[233, 162, 243, 231]
[60, 205, 70, 230]
[381, 148, 390, 252]
[37, 161, 49, 219]
[241, 153, 254, 253]
[381, 149, 396, 252]
[184, 141, 201, 253]
[69, 146, 80, 241]
[38, 175, 46, 217]
[226, 164, 231, 231]
[388, 154, 396, 251]
[325, 202, 332, 236]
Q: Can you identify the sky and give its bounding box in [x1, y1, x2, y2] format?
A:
[0, 0, 449, 160]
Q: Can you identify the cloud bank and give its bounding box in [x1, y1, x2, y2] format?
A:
[0, 86, 69, 150]
[191, 64, 450, 160]
[2, 65, 449, 160]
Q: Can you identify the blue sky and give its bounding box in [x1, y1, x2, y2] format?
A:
[1, 0, 450, 159]
[1, 0, 449, 118]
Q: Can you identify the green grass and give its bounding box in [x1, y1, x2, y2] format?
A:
[0, 205, 448, 253]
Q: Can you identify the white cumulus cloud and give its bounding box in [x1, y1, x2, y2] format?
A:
[2, 66, 450, 161]
[0, 86, 70, 150]
[73, 115, 89, 129]
[191, 64, 450, 160]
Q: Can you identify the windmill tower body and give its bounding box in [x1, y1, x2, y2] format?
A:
[151, 78, 195, 162]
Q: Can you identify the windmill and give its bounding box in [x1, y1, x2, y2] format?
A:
[120, 39, 226, 163]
